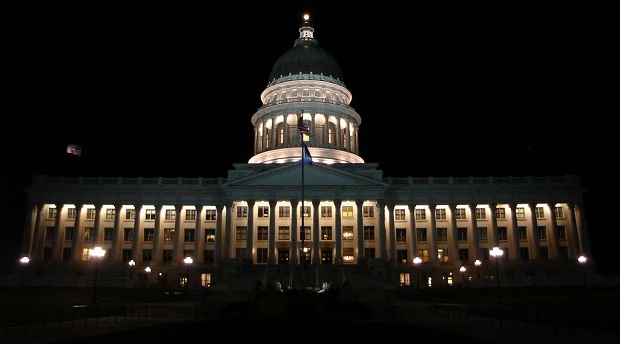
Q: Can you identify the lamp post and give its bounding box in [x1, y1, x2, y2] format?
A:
[577, 255, 587, 285]
[128, 260, 135, 287]
[474, 259, 481, 288]
[89, 246, 106, 304]
[490, 246, 504, 305]
[144, 266, 151, 288]
[184, 256, 193, 289]
[460, 266, 467, 288]
[413, 256, 422, 290]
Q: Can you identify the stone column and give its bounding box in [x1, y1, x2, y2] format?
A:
[528, 203, 540, 259]
[194, 205, 204, 263]
[575, 202, 590, 256]
[246, 200, 255, 262]
[377, 201, 388, 260]
[214, 204, 224, 265]
[31, 203, 44, 261]
[428, 204, 438, 263]
[548, 204, 560, 259]
[290, 200, 299, 265]
[355, 200, 364, 262]
[131, 205, 143, 263]
[448, 204, 459, 263]
[489, 204, 499, 247]
[21, 203, 37, 258]
[51, 204, 64, 261]
[92, 204, 103, 246]
[312, 199, 320, 265]
[468, 204, 479, 261]
[151, 205, 163, 264]
[508, 203, 520, 261]
[334, 200, 343, 263]
[567, 203, 580, 258]
[173, 205, 183, 263]
[110, 204, 123, 262]
[72, 204, 84, 261]
[269, 200, 277, 264]
[387, 203, 397, 266]
[224, 202, 233, 260]
[408, 204, 418, 260]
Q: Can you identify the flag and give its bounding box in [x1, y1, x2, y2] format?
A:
[66, 144, 82, 156]
[297, 116, 313, 136]
[302, 143, 313, 165]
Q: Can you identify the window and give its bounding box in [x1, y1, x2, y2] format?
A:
[236, 206, 248, 218]
[365, 248, 376, 259]
[343, 248, 354, 262]
[539, 247, 549, 260]
[457, 227, 468, 241]
[480, 248, 489, 261]
[183, 250, 194, 259]
[415, 209, 426, 220]
[518, 226, 527, 240]
[475, 208, 486, 220]
[300, 226, 311, 240]
[416, 228, 427, 242]
[257, 248, 268, 264]
[236, 226, 248, 240]
[279, 206, 290, 218]
[437, 228, 447, 241]
[516, 207, 526, 219]
[257, 226, 268, 240]
[498, 227, 508, 241]
[438, 248, 449, 262]
[124, 228, 133, 241]
[45, 226, 54, 240]
[65, 227, 74, 241]
[478, 227, 488, 241]
[519, 247, 529, 260]
[126, 209, 135, 220]
[63, 248, 72, 260]
[186, 209, 197, 221]
[455, 208, 466, 220]
[557, 226, 566, 240]
[204, 250, 214, 263]
[363, 226, 375, 240]
[122, 249, 132, 262]
[342, 206, 353, 218]
[205, 209, 217, 221]
[104, 227, 113, 241]
[67, 208, 76, 220]
[205, 228, 215, 242]
[164, 228, 174, 242]
[396, 228, 406, 242]
[185, 228, 195, 242]
[321, 206, 332, 218]
[86, 208, 96, 220]
[363, 206, 374, 218]
[163, 250, 173, 262]
[559, 246, 569, 259]
[435, 208, 446, 220]
[258, 206, 269, 217]
[535, 206, 545, 219]
[397, 250, 408, 264]
[84, 227, 93, 241]
[400, 272, 411, 286]
[142, 249, 153, 262]
[302, 206, 312, 218]
[278, 226, 290, 240]
[144, 228, 154, 242]
[538, 226, 547, 240]
[48, 208, 57, 220]
[394, 209, 405, 221]
[458, 248, 469, 261]
[145, 209, 156, 220]
[496, 208, 506, 219]
[417, 249, 429, 262]
[165, 209, 176, 221]
[343, 226, 354, 241]
[105, 208, 116, 220]
[321, 226, 332, 240]
[236, 248, 247, 259]
[554, 206, 564, 219]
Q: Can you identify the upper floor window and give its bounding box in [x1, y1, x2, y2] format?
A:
[518, 226, 527, 240]
[48, 208, 57, 220]
[342, 226, 354, 241]
[557, 226, 567, 240]
[475, 208, 486, 220]
[86, 208, 96, 220]
[205, 209, 217, 221]
[342, 206, 353, 218]
[67, 208, 76, 220]
[164, 228, 174, 242]
[394, 209, 406, 221]
[257, 226, 268, 240]
[437, 228, 448, 241]
[416, 228, 427, 242]
[186, 209, 197, 221]
[455, 208, 466, 220]
[457, 227, 468, 241]
[237, 206, 248, 218]
[478, 227, 488, 241]
[145, 209, 156, 220]
[535, 206, 545, 219]
[363, 205, 374, 218]
[301, 205, 311, 218]
[126, 209, 135, 220]
[498, 227, 508, 241]
[515, 207, 526, 219]
[496, 208, 506, 219]
[363, 226, 375, 240]
[279, 206, 290, 218]
[415, 209, 426, 220]
[185, 228, 195, 242]
[258, 206, 269, 218]
[144, 228, 154, 242]
[396, 228, 406, 242]
[435, 208, 446, 220]
[554, 206, 564, 219]
[105, 208, 116, 220]
[165, 209, 176, 221]
[205, 228, 215, 242]
[236, 226, 248, 240]
[321, 206, 332, 218]
[278, 226, 290, 240]
[321, 226, 333, 240]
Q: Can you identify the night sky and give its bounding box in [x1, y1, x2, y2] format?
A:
[2, 2, 617, 273]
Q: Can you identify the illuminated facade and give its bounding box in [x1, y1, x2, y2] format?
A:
[19, 16, 592, 291]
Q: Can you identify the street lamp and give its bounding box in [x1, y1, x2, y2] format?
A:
[128, 260, 136, 287]
[474, 259, 481, 288]
[19, 256, 30, 287]
[490, 246, 504, 305]
[183, 256, 193, 289]
[459, 266, 467, 288]
[144, 266, 151, 288]
[578, 255, 587, 285]
[413, 256, 422, 290]
[89, 246, 106, 304]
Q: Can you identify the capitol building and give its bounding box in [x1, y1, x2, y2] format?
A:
[19, 15, 592, 292]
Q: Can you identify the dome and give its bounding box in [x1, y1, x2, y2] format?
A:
[268, 17, 344, 84]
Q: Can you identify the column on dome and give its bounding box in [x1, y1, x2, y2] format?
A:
[489, 204, 499, 247]
[355, 200, 364, 262]
[31, 203, 44, 261]
[173, 205, 183, 262]
[468, 204, 480, 261]
[408, 204, 417, 261]
[508, 203, 520, 261]
[224, 202, 233, 259]
[548, 203, 561, 259]
[51, 203, 65, 261]
[290, 200, 299, 265]
[567, 203, 580, 258]
[214, 204, 224, 264]
[336, 116, 342, 149]
[378, 201, 387, 260]
[246, 200, 255, 263]
[447, 204, 459, 264]
[92, 204, 103, 246]
[110, 204, 123, 262]
[261, 119, 267, 152]
[428, 204, 438, 263]
[131, 205, 143, 263]
[151, 205, 163, 264]
[268, 200, 277, 264]
[528, 203, 540, 260]
[72, 204, 84, 260]
[194, 205, 204, 263]
[386, 203, 397, 266]
[334, 200, 343, 263]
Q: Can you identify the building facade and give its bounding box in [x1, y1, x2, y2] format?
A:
[19, 16, 592, 291]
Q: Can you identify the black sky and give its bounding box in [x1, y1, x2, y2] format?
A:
[2, 1, 617, 273]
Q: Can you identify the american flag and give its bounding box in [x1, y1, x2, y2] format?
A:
[297, 116, 313, 136]
[66, 144, 82, 156]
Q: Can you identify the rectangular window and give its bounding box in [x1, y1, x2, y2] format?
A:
[480, 248, 489, 261]
[278, 206, 290, 218]
[63, 248, 72, 260]
[342, 206, 353, 218]
[399, 272, 411, 286]
[144, 228, 154, 242]
[205, 228, 215, 242]
[438, 248, 449, 262]
[435, 208, 446, 220]
[164, 228, 174, 242]
[363, 205, 374, 218]
[539, 247, 549, 260]
[204, 250, 214, 263]
[559, 246, 568, 259]
[124, 228, 133, 241]
[48, 208, 57, 219]
[394, 209, 406, 221]
[437, 228, 447, 241]
[516, 207, 526, 219]
[236, 226, 248, 240]
[538, 226, 547, 240]
[205, 209, 217, 221]
[45, 226, 54, 240]
[257, 226, 268, 241]
[478, 227, 488, 241]
[535, 206, 545, 219]
[237, 206, 248, 218]
[257, 248, 268, 264]
[302, 205, 312, 218]
[183, 250, 194, 259]
[163, 249, 173, 262]
[455, 208, 466, 220]
[498, 227, 508, 241]
[519, 247, 529, 260]
[300, 226, 311, 240]
[475, 208, 486, 220]
[518, 226, 527, 240]
[321, 206, 332, 218]
[554, 206, 564, 219]
[457, 227, 468, 241]
[415, 209, 426, 220]
[321, 226, 332, 240]
[104, 227, 114, 241]
[145, 209, 156, 220]
[142, 249, 153, 262]
[417, 249, 429, 262]
[397, 250, 408, 264]
[65, 227, 74, 241]
[84, 227, 93, 241]
[86, 208, 96, 220]
[67, 208, 76, 220]
[105, 208, 116, 220]
[363, 226, 375, 240]
[458, 248, 470, 261]
[343, 248, 354, 262]
[396, 228, 406, 242]
[557, 226, 567, 240]
[343, 226, 354, 241]
[278, 226, 290, 240]
[186, 209, 197, 221]
[126, 209, 136, 220]
[416, 228, 427, 242]
[496, 208, 506, 219]
[236, 248, 247, 260]
[122, 249, 132, 262]
[185, 228, 196, 242]
[258, 206, 269, 217]
[365, 248, 376, 259]
[165, 209, 176, 221]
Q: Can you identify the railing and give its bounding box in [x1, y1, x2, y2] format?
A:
[385, 175, 581, 187]
[31, 176, 226, 187]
